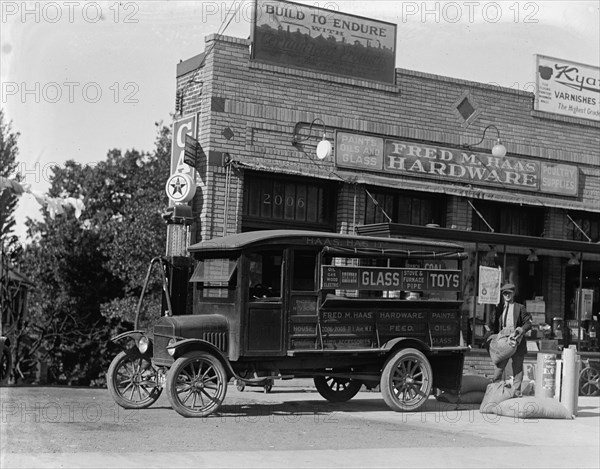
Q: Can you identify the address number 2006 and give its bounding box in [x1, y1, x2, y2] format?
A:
[263, 194, 306, 208]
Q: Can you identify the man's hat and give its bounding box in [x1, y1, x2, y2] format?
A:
[501, 283, 516, 293]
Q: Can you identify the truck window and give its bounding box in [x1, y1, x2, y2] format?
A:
[292, 250, 317, 291]
[190, 258, 238, 299]
[248, 250, 283, 299]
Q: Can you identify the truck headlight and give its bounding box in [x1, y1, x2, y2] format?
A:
[138, 335, 150, 354]
[167, 338, 176, 356]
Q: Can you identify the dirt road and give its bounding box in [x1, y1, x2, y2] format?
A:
[1, 382, 599, 468]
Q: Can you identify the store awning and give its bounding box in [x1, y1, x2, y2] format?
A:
[337, 171, 600, 214]
[230, 160, 599, 213]
[356, 223, 600, 257]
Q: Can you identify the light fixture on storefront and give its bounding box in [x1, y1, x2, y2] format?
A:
[527, 249, 539, 262]
[462, 124, 507, 157]
[485, 245, 498, 261]
[291, 118, 332, 160]
[568, 252, 580, 266]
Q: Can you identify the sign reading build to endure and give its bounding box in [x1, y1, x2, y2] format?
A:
[335, 131, 579, 197]
[321, 266, 461, 291]
[252, 0, 397, 83]
[535, 55, 600, 122]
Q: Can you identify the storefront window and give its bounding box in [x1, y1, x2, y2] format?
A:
[567, 211, 600, 242]
[364, 189, 446, 226]
[243, 172, 336, 231]
[471, 201, 543, 236]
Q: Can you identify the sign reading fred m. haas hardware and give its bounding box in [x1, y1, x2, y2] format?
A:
[252, 0, 396, 83]
[335, 132, 579, 197]
[535, 55, 600, 122]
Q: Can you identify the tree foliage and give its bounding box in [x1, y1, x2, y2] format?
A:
[0, 108, 21, 248]
[18, 123, 171, 385]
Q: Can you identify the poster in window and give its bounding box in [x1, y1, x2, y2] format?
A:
[478, 266, 502, 305]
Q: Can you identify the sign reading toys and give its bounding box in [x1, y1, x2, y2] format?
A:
[535, 55, 600, 122]
[335, 131, 579, 197]
[252, 0, 396, 84]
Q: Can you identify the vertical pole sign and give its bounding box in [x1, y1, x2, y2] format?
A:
[164, 115, 199, 314]
[166, 116, 198, 206]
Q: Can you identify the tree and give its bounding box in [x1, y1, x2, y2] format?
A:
[19, 122, 172, 385]
[0, 108, 21, 250]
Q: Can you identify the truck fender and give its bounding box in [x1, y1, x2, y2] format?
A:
[110, 330, 148, 351]
[381, 337, 431, 357]
[168, 338, 236, 378]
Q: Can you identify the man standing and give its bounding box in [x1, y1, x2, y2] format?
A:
[488, 283, 532, 395]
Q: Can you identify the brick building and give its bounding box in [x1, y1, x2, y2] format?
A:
[170, 33, 600, 360]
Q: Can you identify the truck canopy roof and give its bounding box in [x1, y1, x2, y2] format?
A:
[188, 229, 466, 259]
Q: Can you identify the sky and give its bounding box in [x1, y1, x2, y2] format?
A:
[2, 0, 599, 242]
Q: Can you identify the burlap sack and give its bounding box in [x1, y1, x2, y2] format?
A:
[479, 380, 515, 413]
[489, 328, 518, 365]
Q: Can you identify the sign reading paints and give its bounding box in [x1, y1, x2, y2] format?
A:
[535, 55, 600, 122]
[335, 131, 579, 197]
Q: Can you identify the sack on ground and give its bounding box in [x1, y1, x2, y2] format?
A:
[489, 330, 517, 365]
[483, 396, 573, 419]
[436, 392, 459, 404]
[460, 374, 491, 393]
[480, 381, 515, 413]
[458, 391, 486, 404]
[436, 390, 485, 404]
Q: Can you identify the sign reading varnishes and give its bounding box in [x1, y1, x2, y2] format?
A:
[535, 55, 600, 122]
[252, 0, 396, 83]
[335, 131, 579, 197]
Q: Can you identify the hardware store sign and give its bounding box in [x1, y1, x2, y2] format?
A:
[335, 132, 579, 197]
[535, 55, 600, 122]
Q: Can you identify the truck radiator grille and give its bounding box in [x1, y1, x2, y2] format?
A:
[203, 332, 228, 353]
[153, 333, 172, 361]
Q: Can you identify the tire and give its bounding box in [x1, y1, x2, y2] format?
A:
[107, 350, 162, 409]
[579, 367, 600, 396]
[0, 347, 12, 385]
[314, 375, 362, 402]
[166, 351, 227, 418]
[381, 348, 433, 412]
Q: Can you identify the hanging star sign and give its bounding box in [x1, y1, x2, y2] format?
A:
[165, 172, 196, 203]
[170, 176, 186, 195]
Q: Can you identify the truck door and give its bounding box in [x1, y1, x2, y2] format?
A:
[245, 249, 285, 355]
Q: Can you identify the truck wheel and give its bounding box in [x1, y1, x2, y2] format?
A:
[107, 350, 162, 409]
[381, 348, 432, 412]
[314, 376, 362, 402]
[166, 351, 227, 418]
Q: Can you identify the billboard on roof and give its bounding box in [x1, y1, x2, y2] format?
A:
[251, 0, 397, 84]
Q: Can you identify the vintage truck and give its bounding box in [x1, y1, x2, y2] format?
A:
[107, 230, 469, 417]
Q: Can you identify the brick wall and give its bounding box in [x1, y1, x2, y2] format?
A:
[174, 34, 598, 245]
[463, 350, 496, 379]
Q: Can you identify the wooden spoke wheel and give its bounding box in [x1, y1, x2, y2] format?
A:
[579, 366, 600, 396]
[314, 375, 362, 402]
[381, 348, 432, 412]
[107, 350, 162, 409]
[166, 351, 227, 418]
